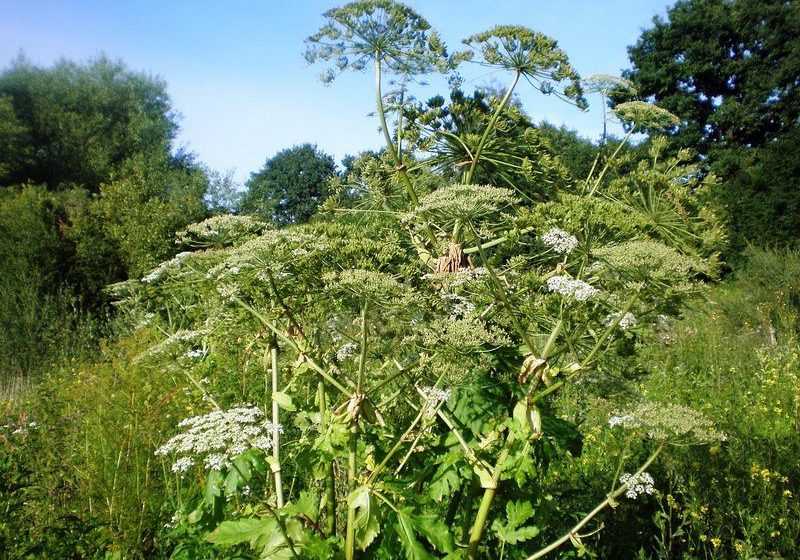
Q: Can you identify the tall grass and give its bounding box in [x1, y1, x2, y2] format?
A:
[637, 246, 800, 558]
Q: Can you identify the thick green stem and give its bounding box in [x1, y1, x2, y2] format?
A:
[232, 296, 351, 396]
[587, 130, 633, 196]
[270, 345, 284, 508]
[345, 422, 358, 560]
[373, 56, 438, 264]
[472, 224, 536, 352]
[462, 226, 535, 255]
[465, 71, 521, 184]
[526, 444, 665, 560]
[345, 302, 369, 560]
[375, 57, 417, 206]
[530, 294, 638, 405]
[356, 303, 368, 394]
[467, 446, 510, 558]
[318, 382, 337, 536]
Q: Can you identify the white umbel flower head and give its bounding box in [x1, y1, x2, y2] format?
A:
[541, 228, 578, 254]
[604, 311, 637, 330]
[619, 472, 656, 499]
[420, 386, 452, 408]
[546, 276, 599, 301]
[336, 342, 359, 362]
[156, 406, 279, 473]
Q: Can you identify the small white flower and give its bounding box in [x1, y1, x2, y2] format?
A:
[171, 456, 194, 473]
[186, 348, 204, 360]
[619, 472, 656, 499]
[546, 276, 598, 301]
[336, 342, 359, 361]
[541, 228, 578, 254]
[608, 414, 636, 428]
[420, 386, 452, 415]
[157, 405, 278, 473]
[605, 311, 637, 330]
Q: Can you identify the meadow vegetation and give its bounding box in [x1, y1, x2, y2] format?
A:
[1, 1, 798, 558]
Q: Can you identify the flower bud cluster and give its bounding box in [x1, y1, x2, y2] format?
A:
[336, 342, 359, 362]
[421, 386, 452, 407]
[156, 406, 281, 473]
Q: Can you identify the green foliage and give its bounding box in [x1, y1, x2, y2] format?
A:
[1, 4, 762, 560]
[241, 144, 336, 226]
[621, 0, 800, 248]
[92, 152, 209, 277]
[623, 0, 800, 151]
[0, 56, 176, 191]
[0, 328, 196, 558]
[408, 89, 573, 198]
[0, 186, 105, 384]
[634, 247, 800, 558]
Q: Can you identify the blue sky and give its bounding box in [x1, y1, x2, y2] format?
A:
[1, 1, 671, 182]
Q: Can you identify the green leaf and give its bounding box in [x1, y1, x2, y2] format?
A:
[474, 464, 495, 489]
[428, 461, 462, 503]
[283, 491, 319, 521]
[272, 391, 296, 411]
[206, 517, 274, 547]
[491, 500, 540, 545]
[413, 514, 455, 553]
[348, 485, 381, 551]
[204, 469, 224, 508]
[395, 510, 436, 560]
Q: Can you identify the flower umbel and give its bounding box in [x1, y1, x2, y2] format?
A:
[541, 227, 578, 254]
[156, 406, 280, 472]
[619, 471, 656, 499]
[546, 275, 598, 301]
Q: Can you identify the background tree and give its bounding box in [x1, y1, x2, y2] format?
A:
[0, 56, 176, 191]
[241, 143, 336, 225]
[621, 0, 800, 248]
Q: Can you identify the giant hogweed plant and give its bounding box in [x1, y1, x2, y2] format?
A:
[115, 2, 725, 558]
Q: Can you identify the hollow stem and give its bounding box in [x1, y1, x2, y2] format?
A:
[232, 295, 351, 396]
[318, 381, 336, 536]
[525, 444, 665, 560]
[466, 446, 511, 558]
[587, 130, 633, 196]
[270, 345, 284, 508]
[465, 70, 521, 184]
[373, 56, 439, 259]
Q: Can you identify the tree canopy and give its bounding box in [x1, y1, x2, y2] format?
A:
[241, 144, 336, 226]
[0, 56, 177, 191]
[621, 0, 800, 248]
[622, 0, 800, 154]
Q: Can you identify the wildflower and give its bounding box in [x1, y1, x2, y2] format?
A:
[156, 406, 277, 473]
[171, 456, 194, 473]
[176, 215, 266, 248]
[541, 228, 578, 254]
[546, 275, 598, 301]
[441, 292, 476, 318]
[608, 414, 635, 428]
[604, 311, 637, 330]
[186, 348, 204, 360]
[420, 386, 452, 408]
[420, 386, 452, 418]
[619, 471, 656, 499]
[608, 402, 726, 444]
[336, 342, 359, 362]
